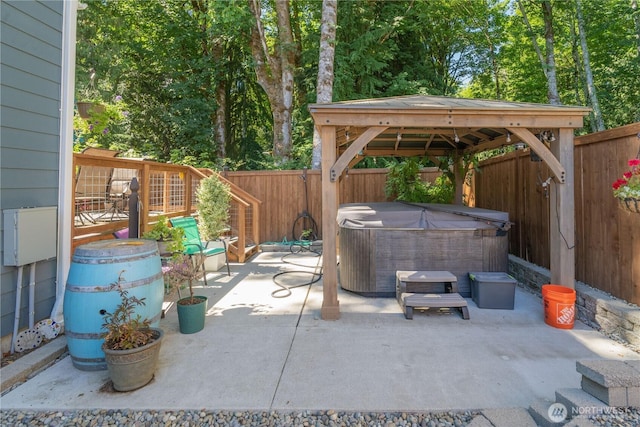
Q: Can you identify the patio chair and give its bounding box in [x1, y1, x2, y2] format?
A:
[74, 148, 119, 224]
[97, 178, 130, 221]
[169, 216, 231, 285]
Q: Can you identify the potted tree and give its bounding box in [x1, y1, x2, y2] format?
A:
[164, 254, 208, 334]
[142, 215, 185, 256]
[196, 174, 231, 271]
[196, 174, 231, 241]
[101, 274, 163, 391]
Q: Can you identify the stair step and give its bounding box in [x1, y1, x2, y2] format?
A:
[480, 408, 537, 427]
[528, 397, 569, 427]
[561, 418, 599, 426]
[581, 376, 640, 407]
[555, 388, 607, 419]
[576, 359, 640, 388]
[466, 415, 493, 427]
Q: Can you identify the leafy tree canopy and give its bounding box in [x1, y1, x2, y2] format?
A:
[75, 0, 640, 169]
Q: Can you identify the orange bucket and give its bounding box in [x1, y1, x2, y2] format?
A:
[542, 284, 576, 329]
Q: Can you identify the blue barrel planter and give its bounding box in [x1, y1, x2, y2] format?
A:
[63, 239, 163, 371]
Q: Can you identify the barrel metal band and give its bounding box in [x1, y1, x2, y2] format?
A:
[71, 251, 158, 264]
[65, 313, 162, 338]
[65, 330, 106, 339]
[66, 271, 163, 292]
[70, 355, 106, 363]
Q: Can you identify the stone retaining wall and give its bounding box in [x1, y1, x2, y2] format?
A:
[508, 255, 640, 351]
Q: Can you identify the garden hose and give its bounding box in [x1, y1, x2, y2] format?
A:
[271, 242, 323, 298]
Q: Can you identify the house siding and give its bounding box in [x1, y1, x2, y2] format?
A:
[1, 1, 63, 339]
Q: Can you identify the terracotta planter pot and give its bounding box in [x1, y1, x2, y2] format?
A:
[102, 328, 163, 391]
[77, 101, 105, 119]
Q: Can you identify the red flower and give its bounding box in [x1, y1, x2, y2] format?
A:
[628, 159, 640, 167]
[623, 172, 632, 179]
[612, 179, 627, 190]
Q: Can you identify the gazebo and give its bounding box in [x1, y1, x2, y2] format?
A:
[308, 95, 591, 320]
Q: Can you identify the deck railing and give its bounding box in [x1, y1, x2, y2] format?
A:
[72, 152, 261, 262]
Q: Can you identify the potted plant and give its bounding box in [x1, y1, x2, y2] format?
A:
[76, 100, 106, 119]
[74, 95, 129, 150]
[164, 254, 208, 334]
[142, 215, 185, 255]
[612, 158, 640, 213]
[101, 273, 163, 392]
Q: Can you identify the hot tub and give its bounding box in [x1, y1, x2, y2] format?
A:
[337, 202, 510, 297]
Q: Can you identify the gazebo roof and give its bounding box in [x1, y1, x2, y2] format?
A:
[309, 95, 591, 159]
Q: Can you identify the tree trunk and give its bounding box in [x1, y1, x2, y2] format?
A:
[576, 0, 605, 131]
[632, 0, 640, 59]
[311, 0, 338, 170]
[516, 0, 547, 79]
[248, 0, 296, 164]
[214, 81, 227, 158]
[569, 19, 588, 129]
[541, 0, 561, 105]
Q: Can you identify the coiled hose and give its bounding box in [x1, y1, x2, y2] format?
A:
[271, 241, 323, 298]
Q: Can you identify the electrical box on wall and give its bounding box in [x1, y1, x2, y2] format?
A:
[3, 207, 57, 266]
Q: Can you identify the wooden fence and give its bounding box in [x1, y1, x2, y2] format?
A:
[73, 123, 639, 305]
[473, 123, 640, 305]
[223, 167, 441, 244]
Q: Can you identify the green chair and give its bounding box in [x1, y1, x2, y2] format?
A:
[169, 216, 230, 284]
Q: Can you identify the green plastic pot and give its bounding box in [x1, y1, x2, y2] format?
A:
[176, 296, 208, 334]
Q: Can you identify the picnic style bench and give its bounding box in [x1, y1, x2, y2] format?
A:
[396, 270, 470, 320]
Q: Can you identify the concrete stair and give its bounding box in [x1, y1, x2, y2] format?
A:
[527, 359, 640, 426]
[474, 408, 538, 427]
[576, 359, 640, 407]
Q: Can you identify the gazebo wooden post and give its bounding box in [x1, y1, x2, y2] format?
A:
[453, 151, 465, 205]
[320, 125, 340, 320]
[549, 128, 576, 289]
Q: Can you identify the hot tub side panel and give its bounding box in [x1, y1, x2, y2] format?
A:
[338, 227, 377, 296]
[375, 229, 485, 297]
[482, 230, 509, 271]
[339, 227, 508, 297]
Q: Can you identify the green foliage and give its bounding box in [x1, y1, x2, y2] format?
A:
[426, 175, 455, 204]
[385, 158, 429, 202]
[163, 254, 201, 304]
[73, 97, 130, 151]
[196, 175, 232, 241]
[385, 157, 458, 204]
[101, 273, 155, 351]
[75, 0, 640, 170]
[141, 216, 185, 254]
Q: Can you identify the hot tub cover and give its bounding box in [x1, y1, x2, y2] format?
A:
[337, 202, 510, 231]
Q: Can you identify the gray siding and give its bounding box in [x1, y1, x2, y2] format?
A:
[1, 1, 63, 338]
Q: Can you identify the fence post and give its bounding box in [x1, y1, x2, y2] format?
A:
[128, 177, 140, 238]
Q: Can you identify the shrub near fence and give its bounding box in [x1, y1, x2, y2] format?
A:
[473, 123, 640, 306]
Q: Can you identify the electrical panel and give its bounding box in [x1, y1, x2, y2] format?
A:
[3, 207, 57, 266]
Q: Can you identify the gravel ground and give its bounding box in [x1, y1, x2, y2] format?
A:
[0, 409, 478, 427]
[2, 408, 640, 427]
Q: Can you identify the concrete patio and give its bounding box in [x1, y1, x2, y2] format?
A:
[1, 251, 638, 415]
